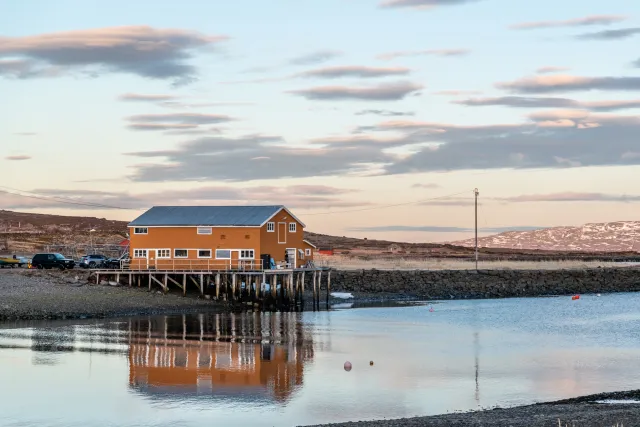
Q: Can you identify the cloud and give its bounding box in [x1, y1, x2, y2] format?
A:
[348, 225, 540, 233]
[412, 183, 441, 189]
[0, 26, 227, 85]
[288, 81, 423, 101]
[296, 65, 410, 78]
[125, 113, 234, 132]
[370, 113, 640, 174]
[13, 132, 37, 136]
[498, 192, 640, 203]
[355, 109, 415, 117]
[118, 93, 179, 102]
[496, 75, 640, 94]
[432, 90, 482, 96]
[509, 15, 627, 30]
[0, 185, 363, 211]
[575, 27, 640, 40]
[454, 96, 640, 111]
[380, 0, 482, 9]
[5, 155, 32, 161]
[0, 59, 61, 78]
[126, 134, 395, 182]
[288, 50, 342, 66]
[536, 66, 570, 74]
[377, 49, 469, 60]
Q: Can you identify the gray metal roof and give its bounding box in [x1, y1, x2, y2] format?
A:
[128, 206, 285, 227]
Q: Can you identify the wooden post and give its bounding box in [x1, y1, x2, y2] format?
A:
[96, 272, 100, 286]
[148, 273, 152, 291]
[270, 273, 276, 302]
[215, 273, 221, 300]
[318, 271, 323, 308]
[232, 273, 237, 301]
[129, 273, 132, 288]
[183, 274, 187, 297]
[163, 274, 168, 294]
[312, 271, 317, 308]
[327, 270, 331, 308]
[199, 274, 204, 296]
[261, 272, 266, 298]
[301, 271, 306, 307]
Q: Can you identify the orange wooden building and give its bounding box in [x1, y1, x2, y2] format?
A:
[127, 205, 315, 270]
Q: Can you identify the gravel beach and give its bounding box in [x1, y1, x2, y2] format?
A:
[0, 269, 224, 320]
[302, 390, 640, 426]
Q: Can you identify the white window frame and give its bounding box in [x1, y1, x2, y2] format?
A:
[197, 227, 212, 235]
[215, 249, 231, 260]
[156, 249, 171, 259]
[305, 248, 312, 257]
[289, 223, 297, 233]
[239, 249, 255, 260]
[266, 222, 275, 232]
[197, 249, 212, 259]
[174, 249, 188, 258]
[133, 249, 148, 259]
[133, 227, 148, 235]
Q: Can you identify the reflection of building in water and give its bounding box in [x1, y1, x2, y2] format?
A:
[127, 313, 314, 403]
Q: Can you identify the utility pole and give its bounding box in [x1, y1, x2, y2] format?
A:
[474, 188, 479, 270]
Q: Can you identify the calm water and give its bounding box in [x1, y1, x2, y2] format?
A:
[2, 293, 640, 427]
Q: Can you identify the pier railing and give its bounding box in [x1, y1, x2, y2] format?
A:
[122, 259, 297, 271]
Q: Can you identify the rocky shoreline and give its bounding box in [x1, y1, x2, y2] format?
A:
[322, 267, 640, 299]
[3, 266, 640, 321]
[301, 390, 640, 427]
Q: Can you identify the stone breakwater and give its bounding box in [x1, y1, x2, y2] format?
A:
[318, 268, 640, 298]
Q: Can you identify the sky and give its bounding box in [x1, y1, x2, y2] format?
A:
[1, 0, 640, 243]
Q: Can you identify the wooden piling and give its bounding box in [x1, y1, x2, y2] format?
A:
[312, 271, 317, 308]
[182, 274, 187, 297]
[232, 274, 237, 301]
[215, 273, 221, 300]
[327, 271, 331, 308]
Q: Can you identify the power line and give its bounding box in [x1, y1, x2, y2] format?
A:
[0, 186, 473, 216]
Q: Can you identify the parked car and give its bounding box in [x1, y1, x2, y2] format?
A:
[31, 253, 75, 270]
[103, 255, 130, 269]
[79, 254, 107, 268]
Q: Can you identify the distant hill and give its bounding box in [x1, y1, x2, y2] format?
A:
[451, 221, 640, 253]
[1, 210, 637, 259]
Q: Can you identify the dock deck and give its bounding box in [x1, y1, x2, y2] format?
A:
[91, 268, 333, 310]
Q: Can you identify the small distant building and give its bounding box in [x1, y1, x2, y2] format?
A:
[317, 247, 334, 256]
[127, 205, 313, 270]
[388, 243, 403, 254]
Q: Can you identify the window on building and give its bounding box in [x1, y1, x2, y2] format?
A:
[266, 222, 275, 232]
[198, 249, 212, 258]
[134, 249, 148, 258]
[174, 249, 188, 258]
[240, 249, 255, 259]
[215, 249, 231, 259]
[289, 223, 297, 233]
[197, 227, 212, 235]
[305, 248, 312, 257]
[133, 227, 148, 234]
[157, 249, 171, 259]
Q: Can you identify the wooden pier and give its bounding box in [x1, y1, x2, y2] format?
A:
[91, 268, 333, 311]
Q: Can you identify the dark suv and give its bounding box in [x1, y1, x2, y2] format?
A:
[79, 254, 107, 268]
[31, 253, 75, 270]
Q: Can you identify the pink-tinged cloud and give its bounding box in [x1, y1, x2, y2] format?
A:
[296, 65, 411, 78]
[288, 81, 423, 101]
[119, 93, 180, 102]
[0, 26, 227, 84]
[377, 49, 469, 60]
[5, 155, 32, 161]
[509, 15, 628, 30]
[380, 0, 482, 9]
[499, 192, 640, 203]
[496, 74, 640, 94]
[536, 66, 570, 74]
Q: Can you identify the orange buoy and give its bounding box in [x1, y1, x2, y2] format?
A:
[572, 295, 580, 300]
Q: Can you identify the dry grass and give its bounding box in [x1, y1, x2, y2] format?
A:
[314, 254, 639, 271]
